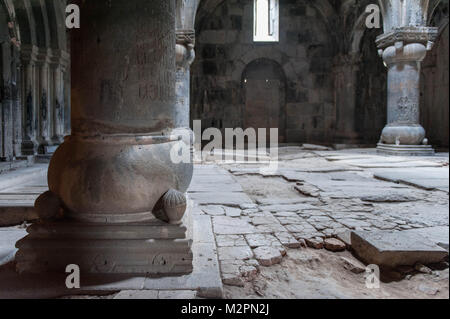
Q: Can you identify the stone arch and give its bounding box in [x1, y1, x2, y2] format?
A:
[13, 0, 37, 47]
[241, 58, 287, 142]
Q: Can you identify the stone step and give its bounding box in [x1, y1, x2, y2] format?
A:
[351, 230, 448, 268]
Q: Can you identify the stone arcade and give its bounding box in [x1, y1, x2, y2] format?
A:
[0, 0, 448, 299]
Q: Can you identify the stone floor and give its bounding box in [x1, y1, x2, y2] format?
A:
[0, 147, 448, 299]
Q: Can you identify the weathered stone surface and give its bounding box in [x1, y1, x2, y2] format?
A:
[212, 216, 256, 235]
[245, 234, 286, 256]
[158, 290, 197, 299]
[218, 246, 253, 261]
[340, 256, 366, 274]
[324, 238, 346, 252]
[260, 203, 318, 213]
[402, 226, 449, 251]
[114, 290, 158, 299]
[336, 231, 352, 248]
[216, 235, 248, 247]
[201, 205, 225, 216]
[351, 231, 448, 268]
[305, 238, 324, 250]
[224, 207, 242, 218]
[274, 232, 302, 249]
[220, 260, 259, 286]
[253, 246, 283, 267]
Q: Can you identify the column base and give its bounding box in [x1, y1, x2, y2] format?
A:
[377, 143, 435, 156]
[15, 206, 193, 276]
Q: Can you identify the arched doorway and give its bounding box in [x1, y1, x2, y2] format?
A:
[242, 58, 286, 143]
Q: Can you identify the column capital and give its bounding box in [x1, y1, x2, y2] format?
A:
[176, 30, 196, 69]
[376, 26, 438, 50]
[20, 44, 39, 63]
[48, 49, 70, 70]
[176, 29, 195, 47]
[35, 48, 52, 66]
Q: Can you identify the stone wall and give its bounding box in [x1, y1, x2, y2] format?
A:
[421, 24, 449, 148]
[191, 0, 336, 144]
[355, 27, 387, 144]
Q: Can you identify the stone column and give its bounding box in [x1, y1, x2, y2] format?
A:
[175, 30, 196, 129]
[49, 50, 70, 145]
[20, 45, 39, 155]
[1, 42, 13, 161]
[174, 0, 199, 151]
[16, 0, 194, 276]
[376, 0, 438, 155]
[35, 48, 52, 153]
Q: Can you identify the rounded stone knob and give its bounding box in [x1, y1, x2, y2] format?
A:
[34, 191, 63, 220]
[162, 189, 187, 225]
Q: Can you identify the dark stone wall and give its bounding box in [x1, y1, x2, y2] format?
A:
[191, 0, 336, 144]
[355, 27, 387, 144]
[421, 23, 449, 149]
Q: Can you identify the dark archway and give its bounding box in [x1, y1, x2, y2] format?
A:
[241, 58, 286, 143]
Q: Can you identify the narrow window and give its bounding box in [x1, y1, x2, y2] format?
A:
[254, 0, 279, 42]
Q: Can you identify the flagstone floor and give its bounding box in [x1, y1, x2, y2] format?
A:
[0, 147, 448, 299]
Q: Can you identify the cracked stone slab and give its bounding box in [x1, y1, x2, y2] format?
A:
[224, 207, 242, 217]
[218, 246, 254, 261]
[260, 203, 319, 213]
[253, 246, 283, 266]
[201, 205, 226, 216]
[220, 260, 259, 287]
[274, 232, 302, 248]
[372, 167, 449, 192]
[245, 234, 286, 256]
[212, 216, 256, 235]
[216, 235, 248, 247]
[401, 226, 449, 251]
[189, 192, 253, 206]
[351, 231, 448, 268]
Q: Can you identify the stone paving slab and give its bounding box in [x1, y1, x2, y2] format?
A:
[401, 226, 449, 251]
[351, 231, 448, 268]
[189, 192, 253, 206]
[372, 167, 449, 192]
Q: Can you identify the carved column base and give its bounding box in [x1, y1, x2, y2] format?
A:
[377, 143, 435, 156]
[15, 203, 193, 276]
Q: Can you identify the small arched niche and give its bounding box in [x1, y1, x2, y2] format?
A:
[241, 58, 286, 143]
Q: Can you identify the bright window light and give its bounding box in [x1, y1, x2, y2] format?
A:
[254, 0, 279, 42]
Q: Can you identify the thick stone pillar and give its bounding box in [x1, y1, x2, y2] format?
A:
[16, 0, 194, 276]
[376, 0, 438, 155]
